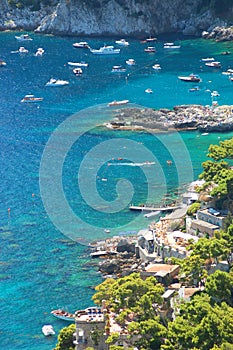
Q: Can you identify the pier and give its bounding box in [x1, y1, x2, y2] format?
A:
[129, 205, 180, 212]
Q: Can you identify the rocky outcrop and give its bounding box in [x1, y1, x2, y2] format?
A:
[105, 105, 233, 133]
[202, 25, 233, 41]
[0, 0, 229, 37]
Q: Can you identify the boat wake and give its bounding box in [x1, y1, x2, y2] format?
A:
[108, 161, 155, 167]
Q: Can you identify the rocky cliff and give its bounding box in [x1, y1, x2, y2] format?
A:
[0, 0, 228, 37]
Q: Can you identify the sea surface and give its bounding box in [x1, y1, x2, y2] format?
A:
[0, 31, 233, 349]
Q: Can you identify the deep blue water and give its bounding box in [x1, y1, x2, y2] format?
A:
[0, 31, 233, 349]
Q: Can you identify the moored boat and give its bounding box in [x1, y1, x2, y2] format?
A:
[42, 325, 55, 336]
[19, 46, 29, 53]
[68, 61, 88, 67]
[73, 42, 90, 49]
[90, 45, 120, 55]
[45, 78, 69, 87]
[152, 64, 161, 70]
[145, 88, 153, 94]
[0, 60, 6, 67]
[73, 67, 83, 75]
[144, 46, 156, 53]
[51, 309, 75, 322]
[21, 95, 43, 103]
[111, 65, 126, 73]
[108, 99, 129, 107]
[205, 61, 221, 68]
[15, 34, 32, 41]
[35, 48, 45, 56]
[126, 58, 136, 66]
[178, 74, 201, 82]
[115, 39, 129, 46]
[201, 57, 215, 62]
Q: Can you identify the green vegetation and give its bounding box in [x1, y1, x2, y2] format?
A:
[199, 138, 233, 208]
[187, 202, 201, 216]
[54, 323, 75, 350]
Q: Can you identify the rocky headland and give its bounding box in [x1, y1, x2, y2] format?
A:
[0, 0, 229, 37]
[104, 104, 233, 133]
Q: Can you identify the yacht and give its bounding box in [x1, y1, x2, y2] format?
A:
[21, 95, 43, 103]
[115, 39, 129, 46]
[45, 78, 69, 87]
[15, 34, 32, 41]
[42, 325, 55, 336]
[111, 65, 126, 73]
[68, 61, 88, 67]
[90, 45, 120, 55]
[178, 74, 201, 82]
[126, 58, 136, 66]
[73, 42, 90, 49]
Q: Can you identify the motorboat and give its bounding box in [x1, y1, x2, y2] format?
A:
[51, 309, 75, 322]
[205, 61, 221, 68]
[45, 78, 69, 87]
[111, 65, 126, 73]
[152, 64, 161, 70]
[104, 229, 110, 233]
[189, 86, 200, 92]
[108, 99, 129, 106]
[126, 58, 136, 66]
[164, 44, 181, 49]
[90, 45, 120, 54]
[178, 74, 201, 82]
[146, 36, 157, 42]
[15, 34, 32, 41]
[42, 325, 55, 336]
[115, 39, 129, 46]
[73, 67, 83, 75]
[144, 46, 156, 53]
[201, 57, 215, 62]
[21, 95, 43, 103]
[73, 41, 90, 49]
[0, 60, 6, 67]
[67, 61, 88, 67]
[211, 90, 220, 97]
[35, 48, 44, 56]
[145, 88, 153, 94]
[19, 46, 29, 53]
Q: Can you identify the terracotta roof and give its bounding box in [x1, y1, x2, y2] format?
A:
[145, 264, 179, 273]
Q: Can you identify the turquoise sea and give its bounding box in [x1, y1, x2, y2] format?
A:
[0, 31, 233, 349]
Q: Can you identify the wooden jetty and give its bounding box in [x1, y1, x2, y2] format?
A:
[129, 205, 180, 212]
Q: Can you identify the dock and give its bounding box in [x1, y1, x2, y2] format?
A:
[129, 205, 180, 212]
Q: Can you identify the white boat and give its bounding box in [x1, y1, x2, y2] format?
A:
[35, 48, 44, 56]
[51, 309, 75, 322]
[104, 229, 110, 233]
[19, 46, 29, 53]
[0, 60, 7, 67]
[144, 46, 156, 53]
[201, 57, 215, 62]
[111, 65, 126, 73]
[73, 41, 90, 49]
[126, 58, 135, 66]
[115, 39, 129, 46]
[164, 44, 181, 49]
[211, 90, 220, 97]
[108, 99, 129, 107]
[73, 67, 83, 75]
[189, 86, 200, 92]
[178, 74, 201, 83]
[45, 78, 69, 87]
[145, 88, 153, 94]
[15, 34, 32, 41]
[205, 61, 221, 68]
[90, 45, 120, 55]
[42, 325, 55, 336]
[146, 36, 157, 42]
[68, 61, 88, 67]
[152, 64, 161, 70]
[21, 95, 43, 103]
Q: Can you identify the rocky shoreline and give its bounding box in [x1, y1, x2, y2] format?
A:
[104, 104, 233, 133]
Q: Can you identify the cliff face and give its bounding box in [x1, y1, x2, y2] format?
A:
[0, 0, 227, 37]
